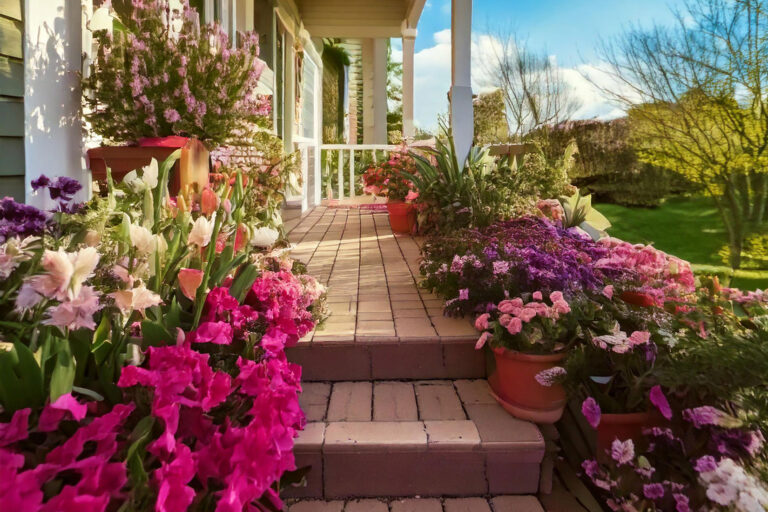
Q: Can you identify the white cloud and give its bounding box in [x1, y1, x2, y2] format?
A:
[412, 31, 629, 131]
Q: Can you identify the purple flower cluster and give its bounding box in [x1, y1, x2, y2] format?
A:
[421, 216, 617, 315]
[31, 175, 83, 213]
[0, 197, 47, 243]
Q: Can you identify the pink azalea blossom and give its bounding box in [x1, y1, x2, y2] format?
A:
[474, 313, 490, 331]
[506, 316, 523, 335]
[475, 331, 491, 350]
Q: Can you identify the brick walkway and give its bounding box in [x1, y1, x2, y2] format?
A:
[288, 207, 478, 342]
[284, 206, 565, 510]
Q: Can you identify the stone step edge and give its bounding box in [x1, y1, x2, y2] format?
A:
[288, 340, 487, 381]
[295, 420, 545, 459]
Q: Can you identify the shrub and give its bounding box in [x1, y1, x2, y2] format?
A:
[720, 232, 768, 270]
[535, 119, 695, 207]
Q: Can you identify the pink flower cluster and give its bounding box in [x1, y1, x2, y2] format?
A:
[1, 398, 134, 511]
[595, 238, 695, 305]
[118, 344, 304, 512]
[190, 270, 323, 355]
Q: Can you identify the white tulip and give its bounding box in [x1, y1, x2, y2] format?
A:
[129, 224, 155, 255]
[250, 226, 279, 248]
[142, 158, 159, 189]
[188, 215, 215, 247]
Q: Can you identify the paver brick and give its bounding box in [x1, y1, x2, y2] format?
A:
[454, 380, 495, 406]
[415, 381, 466, 420]
[327, 382, 372, 421]
[289, 500, 344, 512]
[390, 498, 443, 512]
[373, 381, 418, 421]
[490, 496, 545, 512]
[324, 421, 427, 452]
[444, 498, 492, 512]
[344, 499, 389, 512]
[424, 420, 480, 450]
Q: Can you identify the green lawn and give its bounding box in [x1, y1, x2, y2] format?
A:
[596, 196, 768, 290]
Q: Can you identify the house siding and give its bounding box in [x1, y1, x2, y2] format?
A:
[0, 0, 24, 201]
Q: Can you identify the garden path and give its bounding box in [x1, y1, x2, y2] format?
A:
[284, 206, 588, 511]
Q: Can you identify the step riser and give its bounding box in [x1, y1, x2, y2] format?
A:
[288, 341, 486, 381]
[287, 450, 542, 499]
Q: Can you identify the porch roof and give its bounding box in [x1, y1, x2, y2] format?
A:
[295, 0, 427, 38]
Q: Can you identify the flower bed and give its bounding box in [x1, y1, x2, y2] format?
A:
[0, 154, 326, 511]
[420, 196, 768, 510]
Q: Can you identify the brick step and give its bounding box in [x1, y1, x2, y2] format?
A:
[287, 495, 546, 512]
[287, 337, 486, 381]
[286, 379, 545, 500]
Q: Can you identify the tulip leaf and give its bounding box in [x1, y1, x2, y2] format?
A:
[140, 320, 174, 347]
[50, 341, 76, 402]
[229, 263, 260, 303]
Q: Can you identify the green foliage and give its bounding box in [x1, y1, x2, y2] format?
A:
[473, 89, 509, 145]
[322, 40, 348, 143]
[536, 119, 692, 207]
[720, 232, 768, 270]
[512, 140, 576, 201]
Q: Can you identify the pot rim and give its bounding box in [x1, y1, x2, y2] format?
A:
[492, 346, 567, 362]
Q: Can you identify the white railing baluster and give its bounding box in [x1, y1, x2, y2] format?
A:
[336, 149, 343, 201]
[372, 149, 377, 165]
[349, 149, 355, 199]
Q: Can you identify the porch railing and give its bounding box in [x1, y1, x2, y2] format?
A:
[320, 144, 399, 201]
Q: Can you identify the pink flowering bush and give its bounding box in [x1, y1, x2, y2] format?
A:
[83, 0, 270, 147]
[0, 152, 327, 510]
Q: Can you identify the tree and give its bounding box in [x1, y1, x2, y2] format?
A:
[593, 0, 768, 269]
[474, 90, 509, 145]
[485, 31, 580, 139]
[387, 40, 404, 142]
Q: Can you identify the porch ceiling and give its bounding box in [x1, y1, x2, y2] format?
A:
[296, 0, 426, 38]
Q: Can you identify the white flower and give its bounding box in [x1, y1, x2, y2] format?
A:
[142, 158, 158, 189]
[109, 284, 162, 315]
[0, 236, 38, 279]
[188, 215, 215, 247]
[129, 224, 155, 255]
[122, 170, 144, 193]
[250, 226, 279, 248]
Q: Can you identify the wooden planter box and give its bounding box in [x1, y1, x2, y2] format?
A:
[86, 137, 210, 196]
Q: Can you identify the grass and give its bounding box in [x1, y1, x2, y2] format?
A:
[596, 196, 768, 291]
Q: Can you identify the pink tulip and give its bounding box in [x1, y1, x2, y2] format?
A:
[201, 187, 219, 216]
[179, 268, 204, 300]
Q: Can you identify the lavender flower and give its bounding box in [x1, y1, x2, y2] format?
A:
[694, 455, 717, 473]
[0, 197, 48, 243]
[683, 406, 727, 429]
[611, 438, 635, 465]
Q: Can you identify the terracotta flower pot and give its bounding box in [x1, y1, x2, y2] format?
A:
[487, 348, 567, 423]
[596, 411, 660, 457]
[386, 200, 416, 234]
[87, 136, 210, 196]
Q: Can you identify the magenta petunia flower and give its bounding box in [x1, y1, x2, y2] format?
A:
[582, 397, 601, 428]
[643, 483, 665, 500]
[649, 385, 673, 420]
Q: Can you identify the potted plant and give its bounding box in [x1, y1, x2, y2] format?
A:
[363, 147, 419, 233]
[474, 291, 586, 423]
[83, 0, 270, 195]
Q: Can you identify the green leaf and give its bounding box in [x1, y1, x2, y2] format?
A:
[228, 264, 260, 303]
[140, 320, 174, 347]
[50, 341, 76, 402]
[210, 252, 247, 288]
[165, 297, 182, 332]
[126, 415, 155, 486]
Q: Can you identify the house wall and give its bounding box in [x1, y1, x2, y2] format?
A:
[0, 0, 25, 201]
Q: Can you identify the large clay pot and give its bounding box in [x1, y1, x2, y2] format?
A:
[596, 411, 660, 457]
[488, 348, 567, 423]
[386, 200, 416, 234]
[87, 136, 210, 196]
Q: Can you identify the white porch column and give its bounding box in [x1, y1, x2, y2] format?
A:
[362, 38, 388, 144]
[24, 0, 88, 207]
[450, 0, 473, 166]
[401, 25, 417, 140]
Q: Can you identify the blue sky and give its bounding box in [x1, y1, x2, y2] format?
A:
[405, 0, 687, 130]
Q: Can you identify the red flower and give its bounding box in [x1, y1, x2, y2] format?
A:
[620, 290, 656, 308]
